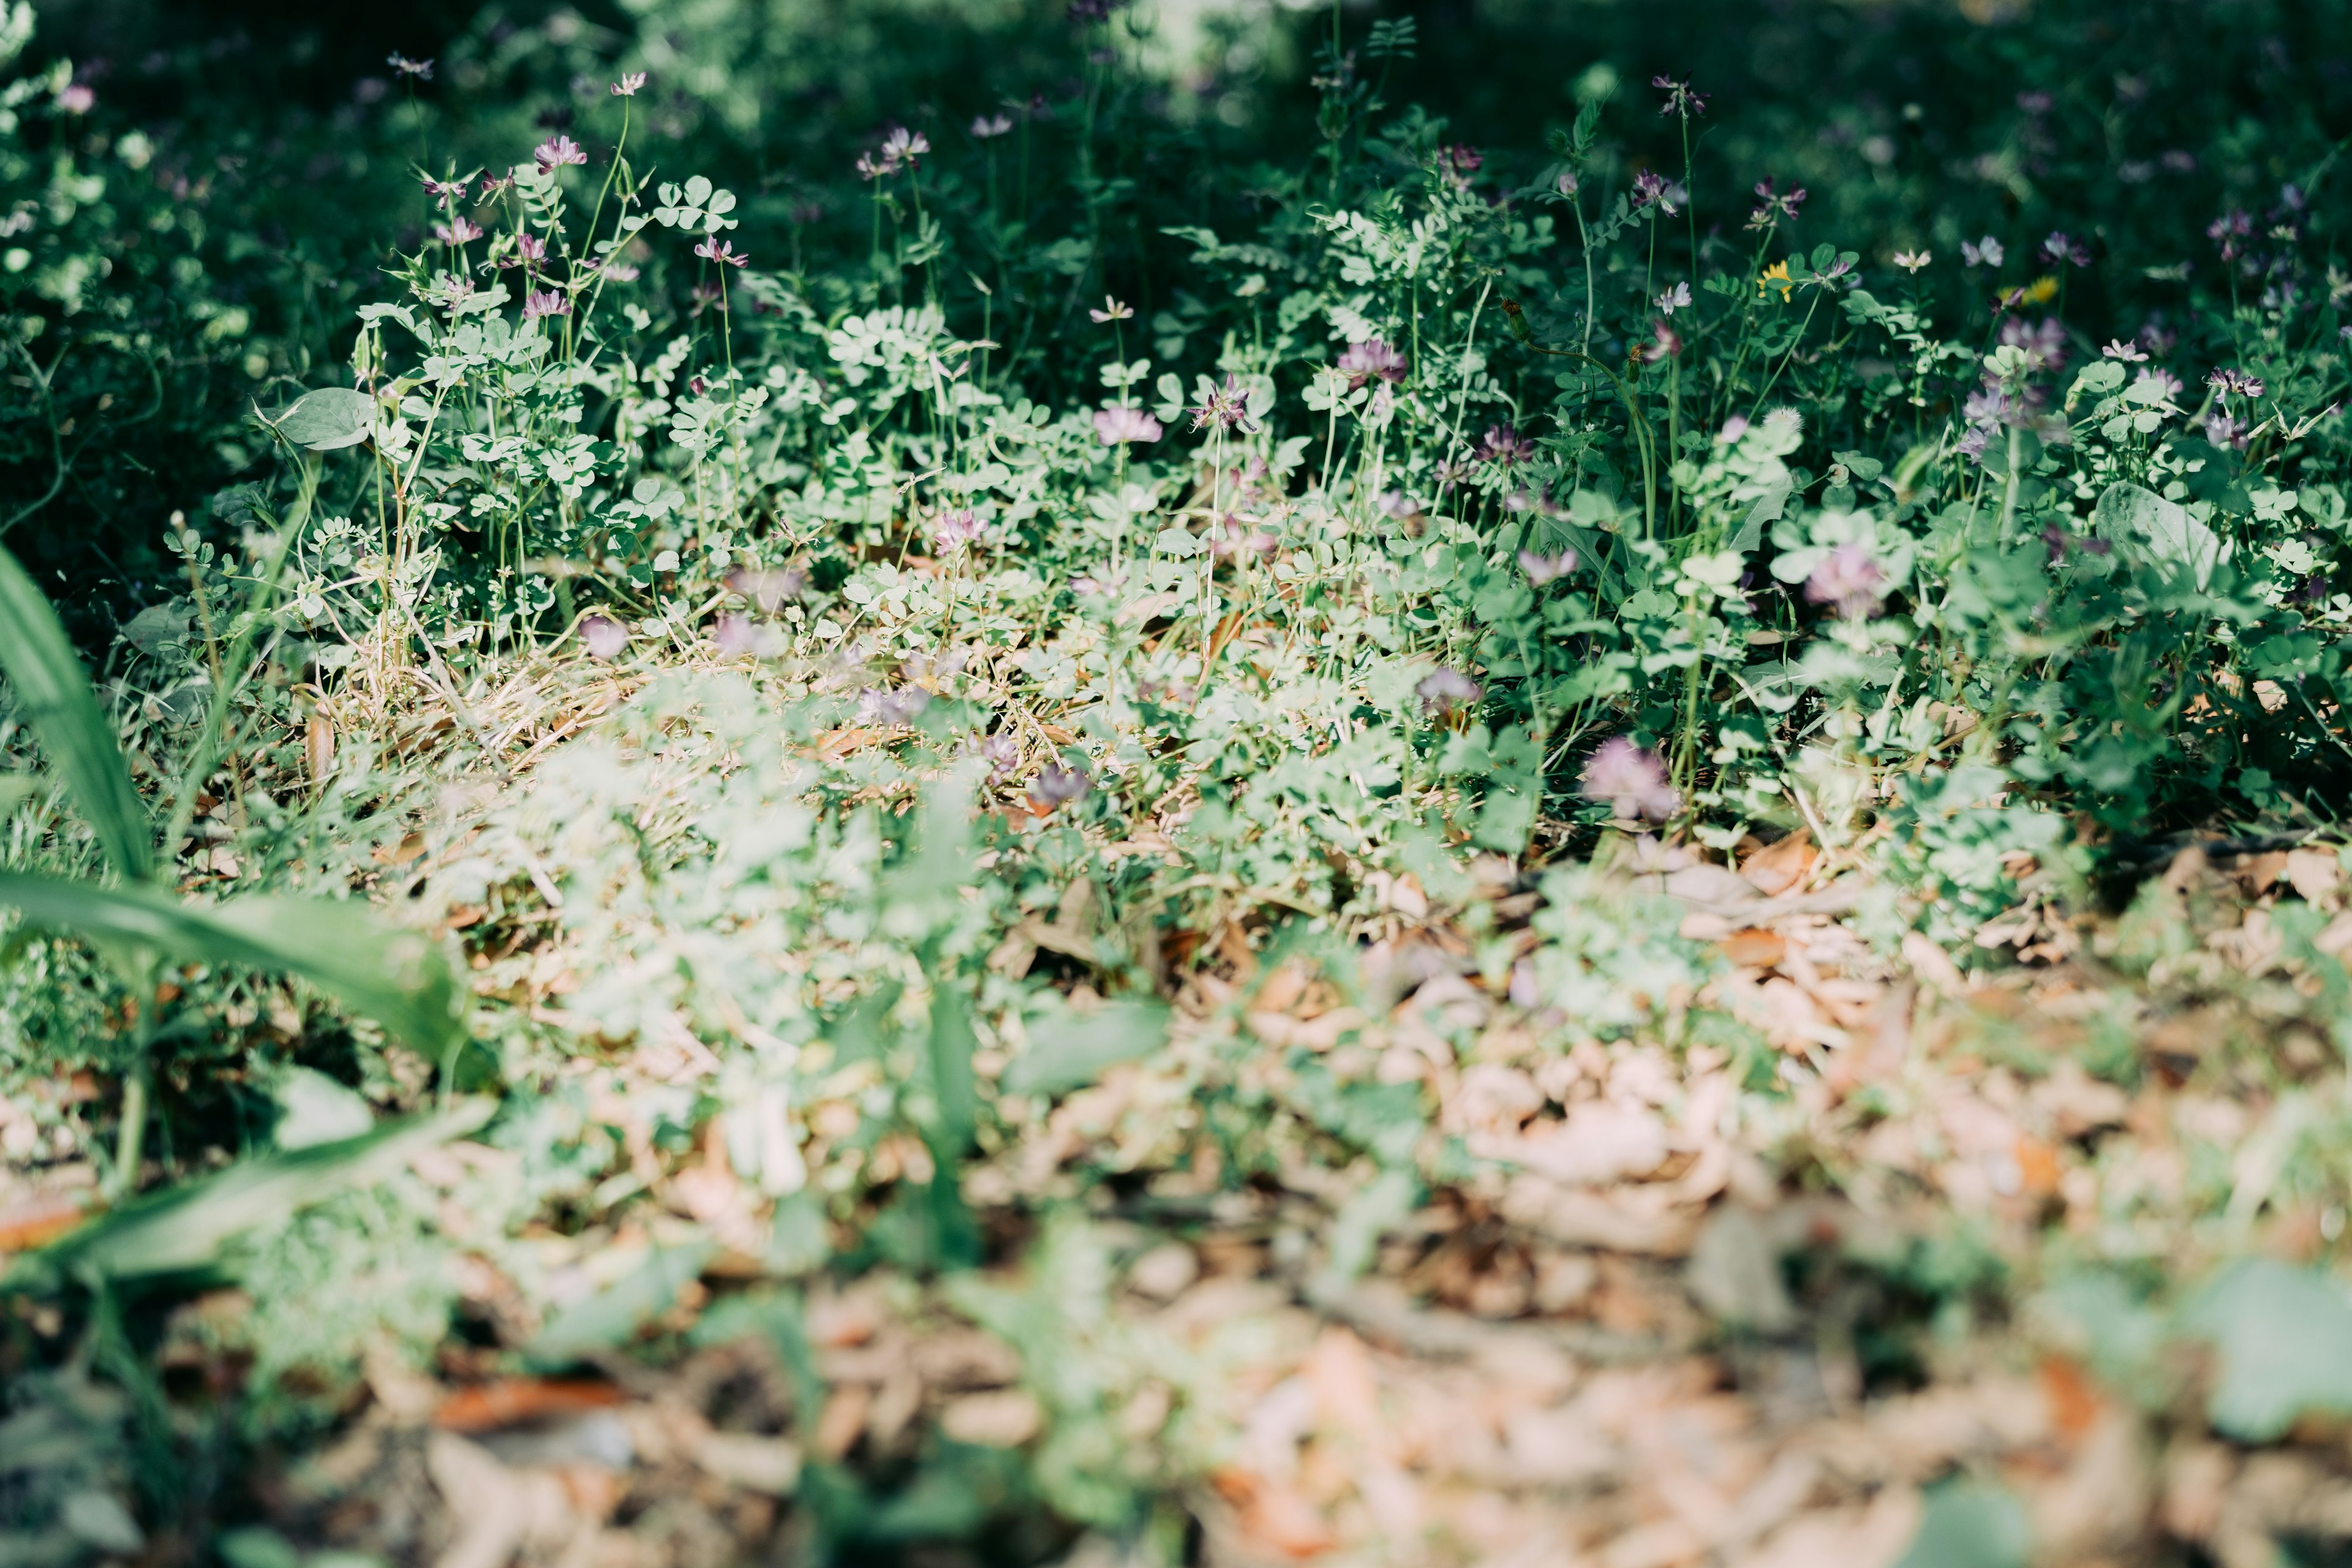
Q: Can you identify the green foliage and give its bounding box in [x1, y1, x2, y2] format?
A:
[2182, 1259, 2352, 1442]
[3, 0, 2352, 1554]
[1000, 998, 1168, 1096]
[1895, 1482, 2032, 1568]
[529, 1240, 721, 1364]
[0, 875, 462, 1057]
[10, 1101, 489, 1286]
[0, 545, 151, 881]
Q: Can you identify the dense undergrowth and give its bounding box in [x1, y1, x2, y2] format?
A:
[5, 0, 2352, 1563]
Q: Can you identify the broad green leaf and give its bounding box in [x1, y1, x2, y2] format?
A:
[881, 771, 978, 938]
[922, 975, 983, 1270]
[263, 386, 377, 451]
[2092, 481, 2226, 589]
[0, 544, 152, 882]
[1317, 1166, 1418, 1287]
[272, 1065, 376, 1149]
[2073, 361, 2127, 396]
[1894, 1482, 2030, 1568]
[14, 1101, 492, 1284]
[0, 874, 464, 1055]
[928, 978, 978, 1152]
[215, 1528, 302, 1568]
[1001, 999, 1170, 1097]
[530, 1240, 718, 1361]
[61, 1490, 146, 1553]
[861, 1453, 1010, 1542]
[1725, 475, 1790, 552]
[2180, 1259, 2352, 1440]
[2026, 1270, 2170, 1392]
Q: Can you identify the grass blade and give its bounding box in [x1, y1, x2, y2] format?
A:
[0, 544, 153, 882]
[11, 1100, 494, 1285]
[0, 873, 465, 1055]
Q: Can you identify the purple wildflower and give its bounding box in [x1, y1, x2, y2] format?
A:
[1211, 516, 1278, 560]
[522, 290, 570, 320]
[2101, 339, 2148, 363]
[858, 687, 932, 726]
[1581, 738, 1681, 823]
[1416, 668, 1482, 714]
[434, 217, 483, 245]
[1632, 169, 1685, 215]
[2041, 522, 2077, 564]
[2207, 208, 2252, 262]
[932, 508, 988, 557]
[1805, 543, 1888, 619]
[2208, 368, 2264, 399]
[581, 615, 627, 660]
[1806, 255, 1855, 291]
[1478, 423, 1535, 465]
[1749, 177, 1806, 227]
[1655, 281, 1692, 315]
[714, 614, 783, 657]
[2042, 230, 2090, 267]
[535, 134, 587, 172]
[1999, 315, 2068, 371]
[611, 72, 647, 97]
[1190, 375, 1259, 435]
[971, 113, 1014, 138]
[1652, 75, 1709, 118]
[1961, 236, 2005, 268]
[726, 567, 806, 610]
[1093, 405, 1164, 445]
[1962, 386, 2013, 426]
[499, 232, 547, 271]
[1029, 764, 1091, 809]
[695, 237, 750, 268]
[1518, 548, 1578, 584]
[1336, 339, 1409, 389]
[972, 733, 1020, 779]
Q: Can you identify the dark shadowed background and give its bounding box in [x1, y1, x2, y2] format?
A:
[7, 0, 2348, 639]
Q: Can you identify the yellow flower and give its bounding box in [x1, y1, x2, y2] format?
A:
[2024, 274, 2059, 304]
[1758, 260, 1793, 300]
